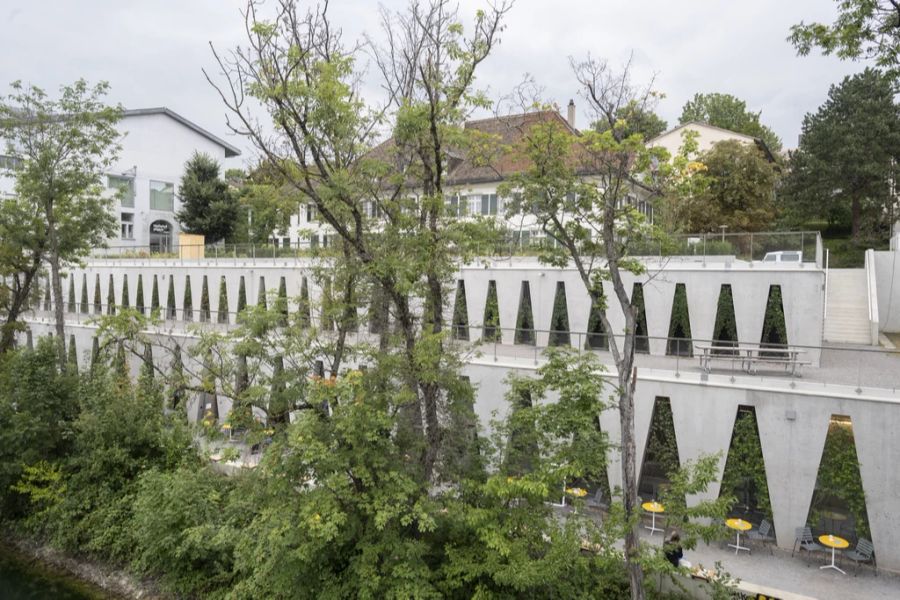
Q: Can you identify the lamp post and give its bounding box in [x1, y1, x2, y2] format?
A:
[719, 225, 728, 243]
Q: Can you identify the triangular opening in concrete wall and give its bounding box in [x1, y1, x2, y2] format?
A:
[713, 284, 739, 354]
[482, 280, 501, 342]
[549, 282, 571, 347]
[150, 275, 160, 314]
[257, 276, 267, 310]
[199, 276, 211, 322]
[107, 274, 116, 315]
[121, 275, 130, 309]
[586, 285, 609, 351]
[67, 274, 76, 313]
[445, 375, 482, 480]
[639, 396, 680, 502]
[666, 283, 692, 357]
[43, 277, 51, 311]
[166, 275, 176, 320]
[67, 334, 78, 372]
[93, 275, 102, 315]
[135, 275, 145, 315]
[141, 343, 153, 381]
[719, 406, 774, 534]
[183, 275, 193, 322]
[760, 285, 788, 357]
[452, 280, 469, 341]
[277, 276, 289, 326]
[90, 336, 100, 369]
[515, 281, 535, 345]
[171, 344, 185, 411]
[505, 382, 538, 476]
[217, 276, 229, 324]
[80, 274, 89, 314]
[631, 282, 650, 354]
[298, 277, 311, 328]
[807, 415, 871, 544]
[321, 277, 335, 332]
[237, 276, 247, 313]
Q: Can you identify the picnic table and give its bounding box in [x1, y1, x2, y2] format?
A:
[696, 343, 810, 377]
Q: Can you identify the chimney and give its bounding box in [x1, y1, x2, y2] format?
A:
[566, 99, 576, 129]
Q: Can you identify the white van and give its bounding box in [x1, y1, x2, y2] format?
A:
[762, 251, 802, 263]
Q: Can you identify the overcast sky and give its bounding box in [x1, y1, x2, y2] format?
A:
[2, 0, 867, 167]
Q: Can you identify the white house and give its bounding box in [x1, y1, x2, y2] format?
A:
[0, 107, 240, 252]
[648, 121, 776, 162]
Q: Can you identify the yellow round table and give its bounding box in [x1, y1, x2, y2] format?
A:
[819, 534, 849, 574]
[642, 501, 665, 535]
[725, 518, 752, 554]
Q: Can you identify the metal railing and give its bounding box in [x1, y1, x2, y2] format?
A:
[865, 249, 880, 345]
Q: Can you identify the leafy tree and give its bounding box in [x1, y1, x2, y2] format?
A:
[682, 140, 780, 233]
[679, 92, 782, 153]
[175, 152, 239, 243]
[230, 160, 299, 244]
[594, 99, 668, 140]
[781, 69, 900, 238]
[0, 80, 121, 368]
[789, 0, 900, 80]
[0, 193, 46, 352]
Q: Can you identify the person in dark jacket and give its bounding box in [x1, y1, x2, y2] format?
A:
[665, 531, 683, 568]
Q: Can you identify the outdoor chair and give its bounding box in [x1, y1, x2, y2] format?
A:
[792, 527, 823, 562]
[844, 538, 876, 576]
[586, 488, 607, 511]
[747, 519, 775, 554]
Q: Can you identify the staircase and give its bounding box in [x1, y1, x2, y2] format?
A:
[823, 269, 872, 345]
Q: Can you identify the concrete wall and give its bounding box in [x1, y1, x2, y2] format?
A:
[872, 250, 900, 332]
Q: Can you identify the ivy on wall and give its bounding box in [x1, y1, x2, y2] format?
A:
[257, 277, 267, 310]
[67, 274, 76, 313]
[217, 276, 229, 324]
[451, 280, 469, 341]
[760, 285, 788, 353]
[505, 383, 539, 476]
[166, 275, 176, 320]
[237, 276, 247, 313]
[151, 275, 160, 313]
[277, 276, 289, 326]
[106, 274, 116, 315]
[712, 284, 738, 354]
[809, 417, 871, 540]
[586, 285, 608, 350]
[298, 277, 311, 328]
[80, 274, 89, 314]
[135, 275, 145, 315]
[121, 275, 130, 310]
[183, 275, 193, 322]
[93, 275, 102, 315]
[640, 396, 680, 499]
[720, 407, 772, 523]
[631, 283, 650, 354]
[200, 276, 211, 323]
[666, 283, 692, 357]
[548, 282, 571, 347]
[514, 281, 535, 345]
[482, 280, 501, 342]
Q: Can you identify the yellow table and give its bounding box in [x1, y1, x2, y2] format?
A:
[642, 501, 665, 535]
[819, 534, 849, 574]
[725, 518, 752, 554]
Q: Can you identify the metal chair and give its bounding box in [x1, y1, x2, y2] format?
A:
[844, 538, 876, 576]
[747, 518, 775, 554]
[792, 527, 823, 562]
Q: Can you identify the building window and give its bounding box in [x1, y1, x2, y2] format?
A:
[282, 237, 291, 248]
[149, 180, 175, 211]
[480, 194, 498, 215]
[149, 220, 173, 253]
[367, 201, 383, 219]
[108, 175, 135, 208]
[306, 203, 317, 222]
[446, 194, 467, 218]
[120, 212, 134, 239]
[0, 155, 23, 171]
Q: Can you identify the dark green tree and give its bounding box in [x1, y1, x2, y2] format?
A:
[782, 69, 900, 239]
[680, 92, 782, 153]
[594, 99, 668, 140]
[174, 152, 239, 243]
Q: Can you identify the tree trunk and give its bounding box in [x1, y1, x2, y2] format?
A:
[620, 366, 644, 600]
[47, 222, 67, 371]
[0, 259, 42, 354]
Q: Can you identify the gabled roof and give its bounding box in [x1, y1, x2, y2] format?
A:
[123, 107, 241, 157]
[648, 121, 775, 162]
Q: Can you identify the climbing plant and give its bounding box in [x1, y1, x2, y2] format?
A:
[514, 281, 535, 345]
[106, 274, 116, 315]
[298, 277, 310, 328]
[631, 282, 650, 354]
[482, 280, 501, 342]
[504, 380, 539, 476]
[183, 276, 193, 322]
[451, 280, 469, 341]
[218, 276, 229, 324]
[548, 282, 571, 347]
[237, 276, 247, 314]
[121, 275, 130, 309]
[666, 283, 692, 357]
[585, 284, 608, 350]
[720, 407, 772, 522]
[257, 277, 267, 310]
[277, 277, 289, 326]
[166, 276, 176, 320]
[67, 274, 76, 313]
[135, 275, 144, 315]
[151, 275, 160, 313]
[79, 274, 88, 313]
[712, 284, 738, 354]
[760, 285, 788, 356]
[93, 275, 101, 314]
[200, 276, 211, 322]
[809, 417, 870, 540]
[640, 396, 680, 498]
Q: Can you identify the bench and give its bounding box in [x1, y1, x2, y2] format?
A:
[696, 344, 810, 377]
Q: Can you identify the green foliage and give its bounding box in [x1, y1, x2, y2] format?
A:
[120, 275, 129, 309]
[632, 283, 650, 354]
[237, 276, 247, 313]
[200, 276, 211, 323]
[218, 276, 229, 324]
[585, 286, 608, 350]
[452, 281, 469, 341]
[482, 280, 501, 342]
[810, 419, 870, 539]
[67, 334, 78, 371]
[679, 92, 782, 152]
[514, 281, 535, 345]
[230, 161, 299, 244]
[712, 284, 738, 353]
[682, 140, 780, 233]
[548, 282, 571, 347]
[720, 407, 772, 521]
[183, 276, 194, 322]
[593, 100, 668, 140]
[760, 285, 788, 350]
[642, 397, 680, 493]
[298, 277, 311, 328]
[789, 1, 900, 80]
[175, 152, 239, 243]
[134, 275, 144, 315]
[67, 274, 75, 313]
[257, 277, 267, 310]
[106, 274, 115, 315]
[666, 284, 693, 357]
[781, 69, 900, 238]
[166, 276, 176, 320]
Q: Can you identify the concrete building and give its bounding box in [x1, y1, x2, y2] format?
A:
[648, 121, 777, 163]
[0, 107, 240, 252]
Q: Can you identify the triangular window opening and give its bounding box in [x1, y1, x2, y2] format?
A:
[719, 406, 773, 528]
[298, 277, 311, 328]
[257, 276, 267, 310]
[121, 275, 130, 309]
[482, 280, 501, 342]
[199, 275, 211, 322]
[451, 280, 469, 341]
[93, 275, 102, 315]
[217, 276, 229, 324]
[586, 285, 609, 351]
[712, 284, 739, 355]
[548, 281, 571, 347]
[135, 275, 145, 315]
[106, 274, 116, 315]
[638, 396, 680, 502]
[183, 276, 193, 322]
[277, 276, 289, 326]
[80, 274, 89, 314]
[237, 276, 247, 314]
[666, 283, 693, 357]
[760, 285, 788, 358]
[67, 274, 76, 313]
[514, 281, 535, 345]
[631, 283, 650, 354]
[166, 275, 177, 320]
